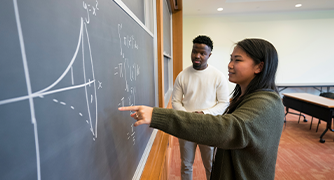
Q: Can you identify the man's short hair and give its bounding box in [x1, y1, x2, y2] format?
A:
[193, 35, 213, 51]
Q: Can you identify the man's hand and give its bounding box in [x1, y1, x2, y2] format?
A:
[194, 111, 204, 114]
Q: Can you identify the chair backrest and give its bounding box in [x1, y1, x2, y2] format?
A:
[319, 92, 334, 99]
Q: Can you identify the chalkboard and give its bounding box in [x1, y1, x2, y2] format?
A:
[163, 0, 172, 56]
[0, 0, 156, 180]
[164, 56, 170, 94]
[121, 0, 145, 24]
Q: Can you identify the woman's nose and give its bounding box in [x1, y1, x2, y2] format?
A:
[228, 61, 233, 69]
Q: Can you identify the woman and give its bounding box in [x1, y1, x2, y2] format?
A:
[119, 38, 285, 180]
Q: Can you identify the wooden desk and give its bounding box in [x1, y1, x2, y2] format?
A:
[282, 93, 334, 143]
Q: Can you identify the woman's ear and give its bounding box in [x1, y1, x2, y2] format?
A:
[255, 62, 264, 74]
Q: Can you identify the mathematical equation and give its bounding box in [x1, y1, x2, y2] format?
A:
[118, 24, 139, 58]
[83, 0, 99, 24]
[115, 23, 140, 145]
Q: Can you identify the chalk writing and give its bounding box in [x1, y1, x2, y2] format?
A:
[83, 0, 100, 24]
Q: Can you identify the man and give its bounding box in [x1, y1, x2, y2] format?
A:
[172, 35, 229, 180]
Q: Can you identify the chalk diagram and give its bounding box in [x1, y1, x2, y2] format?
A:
[0, 1, 101, 180]
[44, 17, 99, 141]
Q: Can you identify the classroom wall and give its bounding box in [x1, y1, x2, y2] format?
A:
[183, 10, 334, 96]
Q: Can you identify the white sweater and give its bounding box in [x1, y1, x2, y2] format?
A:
[172, 65, 230, 115]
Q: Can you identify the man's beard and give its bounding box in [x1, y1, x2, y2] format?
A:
[193, 63, 201, 70]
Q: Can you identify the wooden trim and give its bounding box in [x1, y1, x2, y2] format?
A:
[163, 98, 174, 180]
[140, 97, 173, 180]
[157, 0, 165, 108]
[172, 0, 183, 82]
[169, 0, 183, 13]
[140, 130, 170, 180]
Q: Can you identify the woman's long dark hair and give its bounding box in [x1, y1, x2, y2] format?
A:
[225, 38, 279, 114]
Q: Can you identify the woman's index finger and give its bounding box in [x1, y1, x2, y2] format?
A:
[118, 106, 139, 111]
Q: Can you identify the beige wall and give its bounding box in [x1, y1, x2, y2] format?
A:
[183, 10, 334, 95]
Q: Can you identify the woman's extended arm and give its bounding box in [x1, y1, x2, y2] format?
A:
[118, 91, 284, 149]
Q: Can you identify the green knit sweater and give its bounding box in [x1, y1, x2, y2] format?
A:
[150, 90, 285, 180]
